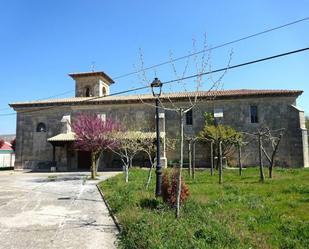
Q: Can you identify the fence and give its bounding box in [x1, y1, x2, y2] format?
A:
[0, 153, 15, 168]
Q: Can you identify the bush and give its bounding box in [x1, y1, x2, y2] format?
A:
[161, 169, 190, 207]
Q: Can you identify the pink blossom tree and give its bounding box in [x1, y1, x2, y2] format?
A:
[71, 113, 119, 179]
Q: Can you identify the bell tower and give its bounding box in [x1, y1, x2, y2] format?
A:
[69, 71, 115, 97]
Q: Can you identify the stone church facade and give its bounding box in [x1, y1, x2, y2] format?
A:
[10, 71, 309, 171]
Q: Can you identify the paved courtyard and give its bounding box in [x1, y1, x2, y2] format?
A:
[0, 170, 120, 249]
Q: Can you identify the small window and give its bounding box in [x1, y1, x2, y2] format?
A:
[250, 105, 258, 123]
[97, 113, 106, 122]
[85, 87, 90, 97]
[102, 86, 107, 96]
[36, 122, 46, 132]
[186, 109, 193, 125]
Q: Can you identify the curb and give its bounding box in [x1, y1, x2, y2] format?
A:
[96, 184, 122, 233]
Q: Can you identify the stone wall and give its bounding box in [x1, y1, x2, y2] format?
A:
[14, 95, 308, 170]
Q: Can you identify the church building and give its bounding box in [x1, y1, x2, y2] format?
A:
[9, 71, 309, 171]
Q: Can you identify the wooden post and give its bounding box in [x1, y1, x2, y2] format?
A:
[52, 144, 56, 167]
[192, 140, 196, 179]
[210, 140, 214, 176]
[176, 108, 184, 219]
[188, 140, 192, 177]
[258, 134, 265, 182]
[238, 144, 242, 176]
[219, 141, 223, 184]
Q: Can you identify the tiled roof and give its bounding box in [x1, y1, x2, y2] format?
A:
[114, 131, 165, 139]
[68, 71, 114, 84]
[47, 131, 165, 142]
[47, 132, 76, 142]
[0, 142, 13, 150]
[9, 89, 303, 108]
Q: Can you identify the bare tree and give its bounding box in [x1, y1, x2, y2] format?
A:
[243, 127, 284, 182]
[261, 129, 284, 178]
[142, 135, 156, 190]
[237, 141, 247, 176]
[136, 35, 232, 218]
[109, 131, 144, 183]
[144, 137, 176, 190]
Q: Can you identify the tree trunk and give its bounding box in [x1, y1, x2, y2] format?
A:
[218, 141, 223, 184]
[216, 142, 220, 170]
[258, 134, 265, 182]
[192, 141, 196, 179]
[145, 154, 154, 190]
[238, 144, 242, 176]
[210, 141, 214, 176]
[124, 164, 129, 183]
[91, 152, 96, 180]
[188, 141, 192, 177]
[145, 165, 153, 190]
[95, 153, 100, 175]
[269, 162, 273, 178]
[269, 133, 282, 179]
[176, 109, 184, 219]
[121, 157, 129, 183]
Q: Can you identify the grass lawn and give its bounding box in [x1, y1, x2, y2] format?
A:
[99, 167, 309, 249]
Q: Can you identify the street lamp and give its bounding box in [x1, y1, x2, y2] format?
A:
[214, 108, 224, 183]
[151, 77, 163, 197]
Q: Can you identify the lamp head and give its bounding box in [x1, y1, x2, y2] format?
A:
[151, 77, 162, 97]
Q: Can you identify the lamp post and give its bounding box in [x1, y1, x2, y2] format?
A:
[214, 108, 224, 184]
[151, 77, 163, 197]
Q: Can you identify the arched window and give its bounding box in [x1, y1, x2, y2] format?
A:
[36, 122, 46, 132]
[186, 109, 193, 125]
[85, 87, 90, 97]
[102, 86, 107, 96]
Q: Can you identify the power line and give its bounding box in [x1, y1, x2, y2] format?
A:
[0, 16, 308, 113]
[163, 47, 309, 84]
[36, 90, 75, 100]
[1, 46, 308, 117]
[113, 16, 309, 80]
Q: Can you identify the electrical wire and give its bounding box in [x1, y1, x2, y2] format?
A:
[0, 16, 308, 113]
[113, 17, 309, 80]
[0, 46, 308, 117]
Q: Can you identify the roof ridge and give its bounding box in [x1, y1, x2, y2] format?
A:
[9, 89, 303, 107]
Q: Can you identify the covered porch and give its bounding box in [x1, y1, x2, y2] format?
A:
[47, 132, 79, 171]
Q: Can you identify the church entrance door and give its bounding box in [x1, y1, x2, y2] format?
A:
[77, 151, 91, 170]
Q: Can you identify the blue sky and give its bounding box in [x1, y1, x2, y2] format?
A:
[0, 0, 308, 134]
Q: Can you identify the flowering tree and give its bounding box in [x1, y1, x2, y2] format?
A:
[71, 113, 119, 179]
[109, 131, 140, 182]
[110, 131, 154, 182]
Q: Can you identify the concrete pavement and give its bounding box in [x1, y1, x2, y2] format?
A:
[0, 171, 120, 249]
